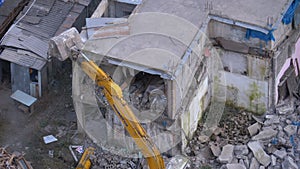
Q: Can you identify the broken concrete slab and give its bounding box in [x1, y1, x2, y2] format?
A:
[226, 163, 247, 169]
[248, 123, 261, 136]
[271, 155, 276, 166]
[273, 149, 287, 159]
[234, 145, 249, 156]
[210, 144, 221, 157]
[252, 128, 277, 140]
[249, 157, 260, 169]
[248, 141, 271, 167]
[282, 156, 298, 169]
[218, 144, 234, 163]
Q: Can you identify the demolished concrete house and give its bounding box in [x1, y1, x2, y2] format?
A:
[71, 0, 221, 156]
[0, 0, 101, 97]
[67, 0, 300, 156]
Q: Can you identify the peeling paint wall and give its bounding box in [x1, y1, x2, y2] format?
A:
[218, 49, 269, 114]
[223, 71, 268, 114]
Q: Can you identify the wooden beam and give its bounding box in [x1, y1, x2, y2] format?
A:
[91, 0, 109, 18]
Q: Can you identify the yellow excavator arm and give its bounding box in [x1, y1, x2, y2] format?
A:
[78, 53, 165, 169]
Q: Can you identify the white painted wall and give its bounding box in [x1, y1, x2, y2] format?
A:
[223, 71, 268, 114]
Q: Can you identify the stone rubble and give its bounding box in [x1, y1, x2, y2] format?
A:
[247, 141, 271, 166]
[218, 144, 234, 163]
[248, 123, 261, 136]
[186, 99, 300, 169]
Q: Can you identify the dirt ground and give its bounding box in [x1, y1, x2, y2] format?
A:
[0, 65, 82, 168]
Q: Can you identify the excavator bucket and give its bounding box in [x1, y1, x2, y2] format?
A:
[48, 27, 83, 61]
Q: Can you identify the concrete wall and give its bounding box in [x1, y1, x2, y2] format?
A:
[223, 71, 268, 114]
[208, 20, 267, 53]
[181, 76, 209, 146]
[218, 49, 269, 114]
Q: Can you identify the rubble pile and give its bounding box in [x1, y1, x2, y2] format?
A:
[0, 147, 33, 169]
[128, 73, 167, 115]
[91, 149, 140, 169]
[186, 99, 300, 169]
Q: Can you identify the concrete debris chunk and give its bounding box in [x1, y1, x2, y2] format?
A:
[273, 149, 287, 159]
[251, 115, 264, 124]
[198, 135, 210, 143]
[234, 145, 249, 156]
[249, 157, 260, 169]
[276, 103, 294, 115]
[252, 128, 277, 140]
[210, 144, 221, 157]
[226, 163, 247, 169]
[247, 141, 271, 167]
[284, 125, 297, 136]
[271, 155, 276, 166]
[264, 115, 280, 125]
[282, 156, 298, 169]
[218, 144, 234, 163]
[248, 123, 261, 136]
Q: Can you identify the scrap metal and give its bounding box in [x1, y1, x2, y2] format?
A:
[0, 147, 33, 169]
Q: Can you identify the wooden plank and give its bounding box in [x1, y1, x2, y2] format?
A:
[91, 0, 108, 18]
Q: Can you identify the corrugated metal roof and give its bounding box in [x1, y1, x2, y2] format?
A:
[22, 35, 48, 59]
[1, 27, 48, 59]
[0, 0, 85, 70]
[0, 48, 46, 70]
[29, 0, 73, 37]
